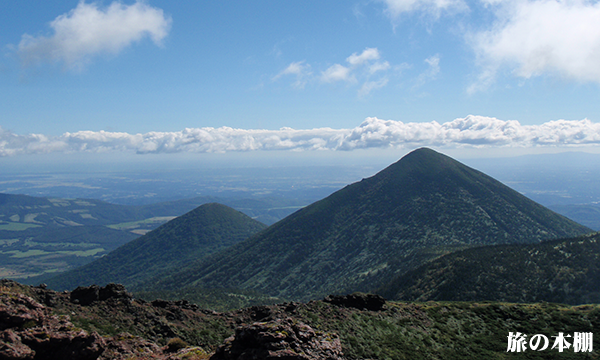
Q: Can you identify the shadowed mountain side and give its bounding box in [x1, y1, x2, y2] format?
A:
[378, 232, 600, 305]
[145, 148, 591, 301]
[45, 203, 267, 291]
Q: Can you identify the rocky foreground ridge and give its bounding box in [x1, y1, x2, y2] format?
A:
[2, 280, 599, 359]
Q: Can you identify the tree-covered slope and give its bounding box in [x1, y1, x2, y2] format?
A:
[149, 148, 591, 301]
[379, 232, 600, 305]
[45, 203, 267, 290]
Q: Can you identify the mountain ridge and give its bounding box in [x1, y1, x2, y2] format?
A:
[378, 231, 600, 304]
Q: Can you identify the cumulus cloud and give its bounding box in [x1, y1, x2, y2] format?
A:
[274, 61, 308, 77]
[369, 61, 391, 74]
[347, 48, 381, 66]
[2, 116, 600, 156]
[321, 64, 354, 83]
[469, 0, 600, 91]
[274, 47, 391, 95]
[273, 61, 312, 88]
[17, 1, 171, 70]
[321, 48, 381, 82]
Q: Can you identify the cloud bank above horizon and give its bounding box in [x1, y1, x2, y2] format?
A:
[1, 116, 600, 157]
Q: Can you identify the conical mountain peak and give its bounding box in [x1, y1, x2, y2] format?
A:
[366, 148, 482, 188]
[387, 147, 459, 174]
[150, 149, 591, 301]
[384, 147, 454, 172]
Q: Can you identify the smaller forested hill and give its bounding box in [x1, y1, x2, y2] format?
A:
[379, 232, 600, 305]
[0, 193, 304, 280]
[45, 203, 267, 291]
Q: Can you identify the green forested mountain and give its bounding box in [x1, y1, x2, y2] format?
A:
[45, 203, 267, 290]
[0, 192, 303, 279]
[146, 148, 591, 301]
[378, 232, 600, 305]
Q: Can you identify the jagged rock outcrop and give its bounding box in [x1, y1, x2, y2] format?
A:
[151, 298, 199, 311]
[70, 283, 132, 306]
[210, 318, 344, 360]
[0, 281, 206, 360]
[2, 279, 600, 359]
[0, 291, 105, 360]
[323, 293, 386, 311]
[99, 283, 131, 302]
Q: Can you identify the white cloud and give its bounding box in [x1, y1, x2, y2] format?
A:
[381, 0, 467, 18]
[277, 47, 392, 95]
[469, 0, 600, 91]
[17, 1, 171, 70]
[275, 61, 307, 77]
[347, 48, 380, 66]
[369, 61, 391, 74]
[321, 64, 354, 83]
[273, 61, 312, 88]
[2, 116, 600, 156]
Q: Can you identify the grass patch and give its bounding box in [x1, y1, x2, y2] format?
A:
[20, 239, 99, 248]
[56, 248, 105, 257]
[4, 249, 51, 258]
[107, 216, 176, 230]
[0, 239, 19, 246]
[2, 247, 105, 258]
[0, 223, 41, 231]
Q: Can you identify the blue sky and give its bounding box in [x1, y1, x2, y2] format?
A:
[1, 0, 600, 160]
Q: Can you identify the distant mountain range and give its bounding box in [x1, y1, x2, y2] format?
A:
[110, 148, 590, 301]
[378, 231, 600, 305]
